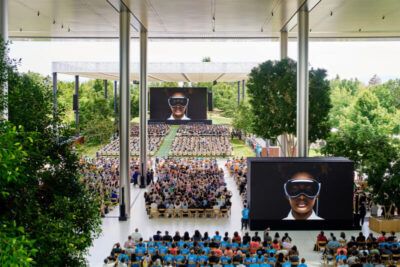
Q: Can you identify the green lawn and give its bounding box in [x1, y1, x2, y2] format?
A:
[208, 111, 232, 125]
[75, 143, 103, 158]
[231, 139, 255, 158]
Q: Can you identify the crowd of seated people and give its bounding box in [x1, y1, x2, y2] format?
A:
[225, 158, 247, 205]
[144, 159, 232, 218]
[170, 136, 232, 157]
[98, 137, 164, 156]
[316, 230, 399, 266]
[98, 124, 169, 156]
[104, 230, 307, 267]
[80, 157, 151, 216]
[170, 124, 232, 157]
[177, 124, 230, 136]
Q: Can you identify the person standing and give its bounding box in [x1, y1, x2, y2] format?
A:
[241, 205, 250, 230]
[359, 202, 367, 227]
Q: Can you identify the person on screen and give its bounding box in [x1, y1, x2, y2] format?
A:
[282, 172, 324, 220]
[167, 92, 191, 120]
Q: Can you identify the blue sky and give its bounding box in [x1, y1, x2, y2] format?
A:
[9, 40, 400, 83]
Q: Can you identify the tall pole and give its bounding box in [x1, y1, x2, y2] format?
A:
[139, 27, 148, 188]
[280, 30, 288, 157]
[74, 75, 79, 134]
[1, 0, 8, 120]
[119, 4, 130, 220]
[297, 5, 309, 157]
[52, 72, 58, 122]
[104, 79, 108, 99]
[237, 81, 240, 105]
[242, 79, 245, 101]
[52, 72, 58, 143]
[114, 80, 118, 115]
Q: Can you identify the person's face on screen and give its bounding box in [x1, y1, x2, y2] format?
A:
[168, 92, 188, 120]
[285, 172, 320, 220]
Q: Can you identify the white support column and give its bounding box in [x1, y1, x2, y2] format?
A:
[139, 28, 148, 188]
[280, 30, 288, 59]
[280, 30, 288, 157]
[1, 0, 8, 120]
[119, 4, 130, 220]
[297, 5, 309, 157]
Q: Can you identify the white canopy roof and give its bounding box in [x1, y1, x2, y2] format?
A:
[52, 61, 258, 82]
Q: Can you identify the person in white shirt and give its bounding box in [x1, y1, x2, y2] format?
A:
[131, 228, 142, 242]
[283, 172, 324, 220]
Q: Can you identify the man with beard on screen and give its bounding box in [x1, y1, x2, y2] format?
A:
[283, 172, 324, 220]
[167, 92, 191, 120]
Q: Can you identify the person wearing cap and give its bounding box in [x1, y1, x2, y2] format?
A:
[283, 172, 324, 220]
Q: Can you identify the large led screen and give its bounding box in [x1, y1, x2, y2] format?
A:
[150, 87, 207, 121]
[248, 157, 354, 230]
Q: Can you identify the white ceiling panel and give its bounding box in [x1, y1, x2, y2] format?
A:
[7, 0, 400, 40]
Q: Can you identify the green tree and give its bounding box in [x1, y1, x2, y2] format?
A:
[323, 90, 400, 217]
[247, 58, 331, 156]
[0, 41, 102, 266]
[8, 71, 53, 132]
[232, 102, 253, 134]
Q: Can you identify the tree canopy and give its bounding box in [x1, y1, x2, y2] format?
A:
[246, 58, 331, 155]
[0, 40, 102, 266]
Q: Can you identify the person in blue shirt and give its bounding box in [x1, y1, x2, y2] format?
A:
[118, 250, 129, 263]
[220, 255, 231, 265]
[242, 205, 250, 230]
[223, 259, 235, 267]
[282, 260, 291, 267]
[180, 244, 190, 256]
[298, 258, 308, 267]
[198, 251, 209, 265]
[175, 254, 186, 266]
[267, 252, 276, 264]
[202, 243, 211, 255]
[163, 253, 175, 265]
[158, 244, 168, 256]
[213, 231, 222, 242]
[244, 253, 253, 265]
[187, 250, 198, 267]
[147, 246, 156, 255]
[134, 246, 146, 260]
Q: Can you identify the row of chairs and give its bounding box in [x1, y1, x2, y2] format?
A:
[146, 206, 231, 219]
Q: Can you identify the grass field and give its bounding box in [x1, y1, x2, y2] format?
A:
[231, 139, 255, 158]
[75, 143, 103, 158]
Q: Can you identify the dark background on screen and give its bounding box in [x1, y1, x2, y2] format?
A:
[150, 87, 207, 120]
[248, 157, 354, 229]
